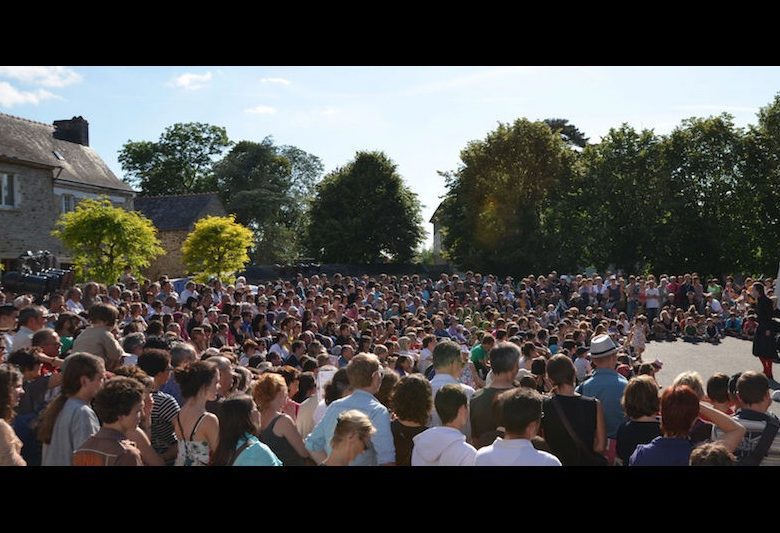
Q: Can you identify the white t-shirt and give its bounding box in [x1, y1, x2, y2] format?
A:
[474, 437, 561, 466]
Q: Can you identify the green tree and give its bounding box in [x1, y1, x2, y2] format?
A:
[119, 123, 231, 195]
[438, 118, 576, 275]
[306, 151, 424, 263]
[52, 198, 163, 285]
[209, 138, 323, 263]
[181, 215, 253, 282]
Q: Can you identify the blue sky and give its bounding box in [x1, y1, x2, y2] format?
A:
[2, 66, 780, 247]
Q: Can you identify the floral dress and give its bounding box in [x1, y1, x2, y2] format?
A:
[174, 413, 210, 466]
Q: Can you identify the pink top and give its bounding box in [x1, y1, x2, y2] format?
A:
[0, 419, 25, 466]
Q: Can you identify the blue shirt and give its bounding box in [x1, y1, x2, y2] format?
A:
[305, 389, 395, 465]
[630, 436, 692, 466]
[233, 433, 282, 466]
[160, 374, 183, 406]
[577, 368, 627, 438]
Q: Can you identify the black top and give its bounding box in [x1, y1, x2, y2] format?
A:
[615, 419, 662, 465]
[752, 295, 780, 358]
[391, 419, 428, 466]
[541, 394, 598, 466]
[259, 414, 305, 466]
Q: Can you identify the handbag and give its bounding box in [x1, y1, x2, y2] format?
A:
[551, 395, 608, 466]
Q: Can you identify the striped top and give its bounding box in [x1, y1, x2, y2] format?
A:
[150, 391, 180, 456]
[714, 409, 780, 466]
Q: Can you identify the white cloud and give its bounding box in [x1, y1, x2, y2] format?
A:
[0, 81, 58, 107]
[168, 72, 213, 91]
[0, 66, 81, 88]
[320, 106, 338, 116]
[244, 105, 277, 115]
[261, 77, 292, 86]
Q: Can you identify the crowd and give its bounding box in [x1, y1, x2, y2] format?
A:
[0, 268, 778, 467]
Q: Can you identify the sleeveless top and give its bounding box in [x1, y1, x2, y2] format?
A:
[259, 414, 305, 466]
[541, 394, 598, 466]
[174, 412, 211, 466]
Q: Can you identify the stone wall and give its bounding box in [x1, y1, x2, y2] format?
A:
[143, 229, 188, 280]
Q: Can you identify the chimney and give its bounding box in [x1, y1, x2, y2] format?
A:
[53, 116, 89, 146]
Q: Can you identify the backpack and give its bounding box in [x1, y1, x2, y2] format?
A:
[737, 413, 780, 466]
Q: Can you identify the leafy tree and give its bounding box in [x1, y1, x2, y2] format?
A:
[119, 123, 231, 195]
[181, 215, 253, 282]
[306, 151, 424, 263]
[438, 119, 575, 275]
[52, 198, 163, 285]
[209, 138, 323, 263]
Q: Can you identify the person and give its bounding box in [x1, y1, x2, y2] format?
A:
[750, 282, 780, 380]
[689, 442, 736, 466]
[389, 374, 432, 466]
[10, 306, 48, 352]
[541, 354, 606, 466]
[615, 375, 662, 465]
[305, 353, 395, 466]
[72, 377, 145, 466]
[173, 361, 220, 466]
[38, 353, 104, 466]
[321, 409, 376, 466]
[254, 373, 310, 466]
[470, 342, 519, 448]
[706, 372, 734, 415]
[71, 303, 124, 372]
[630, 385, 745, 466]
[576, 334, 628, 464]
[475, 387, 561, 466]
[210, 395, 282, 466]
[0, 363, 26, 465]
[411, 384, 477, 466]
[715, 371, 780, 465]
[111, 365, 165, 466]
[429, 341, 475, 438]
[137, 348, 180, 464]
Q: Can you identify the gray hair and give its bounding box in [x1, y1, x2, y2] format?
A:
[170, 342, 197, 367]
[122, 332, 146, 354]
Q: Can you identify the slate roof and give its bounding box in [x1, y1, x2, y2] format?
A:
[134, 193, 223, 231]
[0, 112, 134, 193]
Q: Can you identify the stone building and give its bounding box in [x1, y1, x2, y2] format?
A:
[0, 113, 135, 270]
[134, 193, 226, 279]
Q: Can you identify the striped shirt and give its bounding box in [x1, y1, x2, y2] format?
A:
[714, 409, 780, 466]
[150, 391, 180, 455]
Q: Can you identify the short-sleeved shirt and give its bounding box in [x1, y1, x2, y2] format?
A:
[72, 427, 143, 466]
[233, 434, 283, 466]
[150, 390, 180, 455]
[630, 436, 692, 466]
[577, 368, 627, 439]
[616, 419, 661, 465]
[42, 397, 100, 466]
[470, 344, 488, 364]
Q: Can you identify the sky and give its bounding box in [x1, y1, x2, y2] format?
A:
[2, 65, 780, 248]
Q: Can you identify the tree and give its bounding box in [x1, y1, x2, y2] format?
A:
[438, 118, 576, 275]
[119, 123, 231, 195]
[306, 151, 424, 263]
[209, 138, 323, 263]
[544, 118, 589, 148]
[181, 215, 253, 282]
[52, 198, 163, 285]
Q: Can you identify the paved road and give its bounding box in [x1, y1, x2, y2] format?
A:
[644, 336, 780, 416]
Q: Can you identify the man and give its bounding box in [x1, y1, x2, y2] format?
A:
[179, 281, 199, 305]
[121, 332, 146, 367]
[31, 329, 65, 370]
[575, 334, 628, 465]
[412, 384, 477, 466]
[418, 335, 437, 375]
[470, 342, 520, 448]
[65, 287, 85, 314]
[306, 353, 395, 465]
[429, 341, 475, 438]
[470, 334, 494, 381]
[160, 342, 197, 406]
[10, 306, 48, 352]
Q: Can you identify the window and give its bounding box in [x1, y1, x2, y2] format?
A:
[0, 173, 15, 207]
[62, 193, 74, 213]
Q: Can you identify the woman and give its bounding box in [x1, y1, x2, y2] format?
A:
[173, 361, 220, 466]
[253, 373, 310, 466]
[750, 282, 780, 380]
[112, 365, 165, 466]
[54, 312, 82, 358]
[615, 375, 661, 465]
[38, 353, 104, 466]
[541, 355, 606, 466]
[294, 372, 319, 439]
[210, 395, 281, 466]
[389, 374, 431, 466]
[321, 409, 376, 466]
[0, 363, 26, 465]
[630, 385, 745, 466]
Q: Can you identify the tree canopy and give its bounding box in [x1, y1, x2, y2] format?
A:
[119, 123, 231, 196]
[306, 151, 424, 263]
[181, 215, 254, 282]
[53, 198, 163, 284]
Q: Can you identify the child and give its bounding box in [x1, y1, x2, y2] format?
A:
[705, 373, 734, 415]
[38, 353, 104, 466]
[411, 384, 477, 466]
[742, 314, 757, 339]
[629, 316, 647, 363]
[683, 317, 701, 342]
[723, 312, 742, 337]
[72, 376, 145, 466]
[704, 318, 720, 344]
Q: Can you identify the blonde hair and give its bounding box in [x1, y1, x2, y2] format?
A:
[672, 371, 705, 399]
[252, 373, 287, 409]
[330, 409, 375, 448]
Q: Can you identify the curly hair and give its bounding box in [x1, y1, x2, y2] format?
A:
[252, 373, 287, 409]
[93, 377, 144, 424]
[0, 363, 22, 421]
[389, 374, 432, 425]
